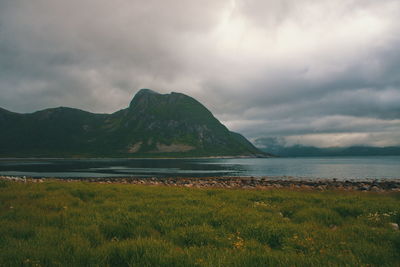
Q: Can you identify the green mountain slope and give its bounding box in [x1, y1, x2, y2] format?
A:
[0, 89, 268, 158]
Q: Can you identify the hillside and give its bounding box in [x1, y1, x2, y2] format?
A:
[259, 144, 400, 157]
[0, 89, 268, 158]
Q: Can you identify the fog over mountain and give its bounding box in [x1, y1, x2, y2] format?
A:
[1, 0, 400, 147]
[255, 137, 400, 157]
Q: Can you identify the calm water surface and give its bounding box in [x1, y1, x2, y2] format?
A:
[0, 156, 399, 180]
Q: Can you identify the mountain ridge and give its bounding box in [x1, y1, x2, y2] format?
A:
[0, 89, 269, 158]
[259, 144, 400, 157]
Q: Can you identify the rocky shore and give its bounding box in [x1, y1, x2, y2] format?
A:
[1, 175, 400, 192]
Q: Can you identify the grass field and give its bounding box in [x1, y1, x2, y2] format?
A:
[0, 180, 399, 266]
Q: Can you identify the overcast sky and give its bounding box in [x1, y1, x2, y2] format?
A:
[1, 0, 400, 147]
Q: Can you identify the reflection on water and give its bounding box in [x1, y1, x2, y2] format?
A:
[0, 156, 399, 180]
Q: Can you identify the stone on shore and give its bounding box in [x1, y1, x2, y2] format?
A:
[389, 223, 399, 231]
[0, 175, 399, 192]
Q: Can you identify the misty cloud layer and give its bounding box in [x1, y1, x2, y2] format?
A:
[1, 0, 399, 147]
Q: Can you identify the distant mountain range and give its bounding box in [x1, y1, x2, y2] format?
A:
[0, 89, 268, 158]
[259, 144, 400, 157]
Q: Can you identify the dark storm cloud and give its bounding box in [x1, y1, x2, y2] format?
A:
[0, 0, 225, 112]
[1, 0, 399, 146]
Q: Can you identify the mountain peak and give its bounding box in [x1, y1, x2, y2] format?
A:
[136, 88, 160, 95]
[129, 88, 193, 110]
[129, 88, 163, 108]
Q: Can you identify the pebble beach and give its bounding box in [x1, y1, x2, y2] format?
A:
[1, 175, 400, 192]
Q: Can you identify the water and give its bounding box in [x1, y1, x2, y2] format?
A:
[0, 156, 399, 180]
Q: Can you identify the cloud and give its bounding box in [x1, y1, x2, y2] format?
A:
[0, 0, 399, 146]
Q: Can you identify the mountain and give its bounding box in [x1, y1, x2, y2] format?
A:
[258, 144, 400, 157]
[0, 89, 268, 158]
[255, 137, 400, 157]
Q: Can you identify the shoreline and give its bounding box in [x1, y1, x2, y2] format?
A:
[0, 155, 271, 160]
[1, 175, 399, 192]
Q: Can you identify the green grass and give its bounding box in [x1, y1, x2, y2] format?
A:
[0, 180, 399, 266]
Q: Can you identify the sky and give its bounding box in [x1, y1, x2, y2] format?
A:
[1, 0, 400, 148]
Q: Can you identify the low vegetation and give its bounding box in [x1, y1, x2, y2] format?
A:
[0, 180, 399, 266]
